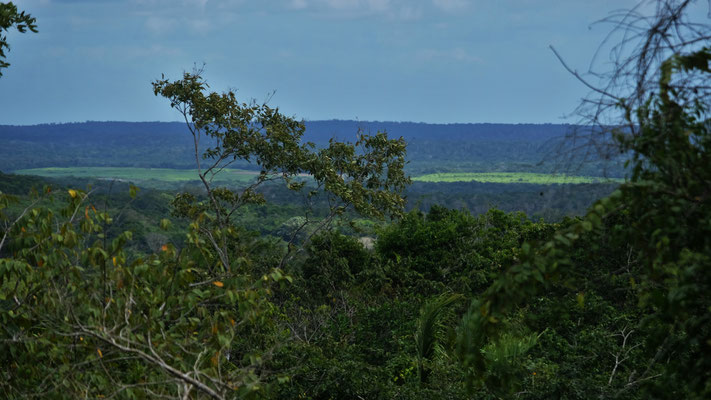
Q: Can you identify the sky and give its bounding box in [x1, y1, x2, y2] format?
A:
[0, 0, 660, 125]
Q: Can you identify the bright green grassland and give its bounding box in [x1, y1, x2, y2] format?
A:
[412, 172, 623, 184]
[13, 167, 258, 184]
[14, 168, 623, 186]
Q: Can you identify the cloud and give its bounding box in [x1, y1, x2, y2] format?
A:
[70, 44, 183, 64]
[77, 45, 109, 60]
[42, 46, 69, 58]
[131, 0, 209, 10]
[188, 18, 212, 35]
[68, 15, 95, 29]
[397, 5, 423, 20]
[309, 0, 392, 13]
[51, 0, 123, 3]
[144, 16, 178, 34]
[281, 0, 426, 20]
[51, 0, 470, 23]
[431, 0, 469, 12]
[321, 0, 358, 10]
[189, 0, 209, 8]
[277, 0, 475, 20]
[121, 44, 183, 60]
[142, 15, 214, 35]
[288, 0, 309, 9]
[417, 47, 483, 64]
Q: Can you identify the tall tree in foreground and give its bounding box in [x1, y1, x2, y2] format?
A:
[457, 0, 711, 398]
[152, 71, 409, 270]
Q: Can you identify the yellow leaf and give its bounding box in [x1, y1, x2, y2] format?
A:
[213, 281, 224, 288]
[97, 348, 103, 358]
[112, 256, 117, 266]
[85, 206, 90, 220]
[68, 189, 77, 198]
[230, 318, 235, 327]
[577, 292, 586, 308]
[211, 351, 219, 366]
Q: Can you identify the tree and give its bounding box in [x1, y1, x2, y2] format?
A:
[457, 1, 711, 397]
[0, 2, 37, 77]
[153, 71, 409, 270]
[414, 293, 461, 385]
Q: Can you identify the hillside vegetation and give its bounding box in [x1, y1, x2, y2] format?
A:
[0, 120, 624, 177]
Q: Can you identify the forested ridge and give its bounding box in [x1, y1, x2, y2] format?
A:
[2, 1, 710, 399]
[0, 120, 612, 176]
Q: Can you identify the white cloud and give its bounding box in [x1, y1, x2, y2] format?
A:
[73, 44, 184, 63]
[43, 46, 69, 58]
[322, 0, 358, 10]
[317, 0, 391, 12]
[189, 18, 212, 35]
[144, 16, 178, 34]
[120, 0, 471, 23]
[276, 0, 475, 20]
[417, 47, 482, 64]
[288, 0, 308, 9]
[397, 5, 422, 20]
[282, 0, 427, 20]
[122, 44, 183, 60]
[277, 48, 296, 59]
[186, 0, 208, 8]
[68, 15, 94, 29]
[367, 0, 391, 12]
[431, 0, 469, 12]
[77, 45, 109, 61]
[131, 0, 209, 9]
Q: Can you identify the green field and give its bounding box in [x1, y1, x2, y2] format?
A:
[412, 172, 623, 184]
[14, 168, 623, 187]
[13, 167, 259, 185]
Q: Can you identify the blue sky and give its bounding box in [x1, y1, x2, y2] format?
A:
[0, 0, 646, 125]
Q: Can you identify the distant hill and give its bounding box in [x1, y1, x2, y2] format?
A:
[0, 120, 621, 176]
[301, 120, 572, 142]
[0, 120, 571, 143]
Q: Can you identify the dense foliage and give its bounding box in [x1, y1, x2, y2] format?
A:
[455, 7, 711, 399]
[1, 71, 410, 398]
[2, 1, 710, 399]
